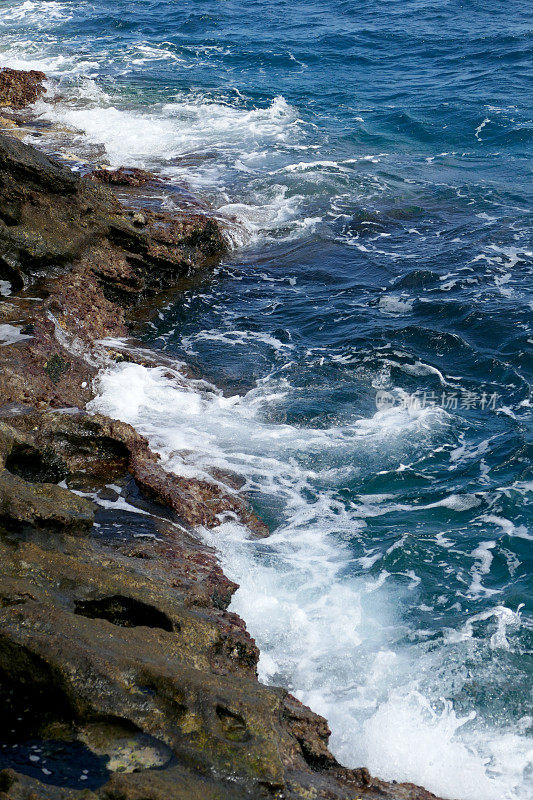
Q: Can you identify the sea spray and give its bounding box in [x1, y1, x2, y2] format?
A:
[4, 0, 531, 795]
[89, 361, 533, 800]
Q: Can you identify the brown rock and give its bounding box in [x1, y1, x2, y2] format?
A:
[88, 167, 161, 187]
[2, 409, 267, 536]
[0, 469, 95, 534]
[0, 68, 46, 110]
[0, 770, 17, 792]
[0, 420, 94, 533]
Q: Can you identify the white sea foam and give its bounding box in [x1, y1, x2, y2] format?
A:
[181, 329, 295, 354]
[0, 17, 320, 248]
[445, 605, 524, 650]
[38, 93, 299, 169]
[469, 540, 498, 597]
[0, 0, 73, 26]
[89, 362, 532, 800]
[28, 85, 314, 245]
[0, 323, 32, 346]
[480, 514, 532, 541]
[475, 117, 491, 141]
[378, 295, 414, 314]
[450, 435, 493, 464]
[349, 492, 482, 520]
[425, 493, 482, 512]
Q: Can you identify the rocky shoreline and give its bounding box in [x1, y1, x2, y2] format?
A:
[0, 69, 446, 800]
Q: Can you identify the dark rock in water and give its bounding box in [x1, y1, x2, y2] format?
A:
[345, 204, 425, 239]
[347, 208, 387, 236]
[88, 166, 162, 187]
[0, 68, 46, 110]
[392, 269, 440, 289]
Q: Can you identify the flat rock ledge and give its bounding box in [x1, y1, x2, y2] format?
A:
[0, 68, 450, 800]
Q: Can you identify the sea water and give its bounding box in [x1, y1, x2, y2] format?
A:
[1, 1, 532, 798]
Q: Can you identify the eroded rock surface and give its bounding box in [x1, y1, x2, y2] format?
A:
[0, 72, 451, 800]
[0, 67, 46, 110]
[0, 132, 225, 296]
[88, 167, 161, 187]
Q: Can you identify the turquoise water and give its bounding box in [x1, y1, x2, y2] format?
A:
[1, 1, 532, 798]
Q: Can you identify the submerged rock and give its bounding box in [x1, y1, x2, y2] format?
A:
[88, 166, 162, 187]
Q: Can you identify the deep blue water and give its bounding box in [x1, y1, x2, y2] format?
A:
[1, 1, 532, 798]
